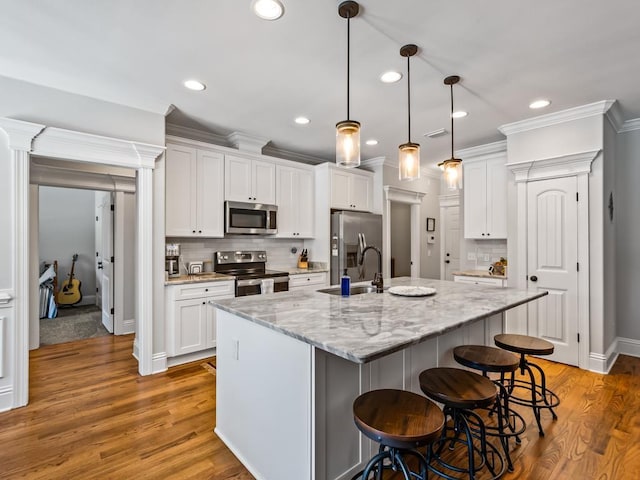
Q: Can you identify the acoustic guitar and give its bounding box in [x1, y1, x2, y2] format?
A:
[57, 253, 82, 306]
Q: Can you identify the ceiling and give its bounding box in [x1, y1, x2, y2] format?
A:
[2, 1, 640, 170]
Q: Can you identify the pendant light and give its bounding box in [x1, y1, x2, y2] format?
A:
[336, 1, 360, 168]
[398, 44, 420, 181]
[439, 75, 463, 190]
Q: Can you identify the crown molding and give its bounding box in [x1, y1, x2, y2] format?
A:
[0, 117, 46, 151]
[165, 123, 229, 146]
[619, 118, 640, 133]
[262, 145, 329, 165]
[361, 156, 392, 169]
[32, 127, 165, 169]
[498, 100, 615, 136]
[227, 131, 270, 153]
[456, 140, 507, 161]
[604, 101, 624, 132]
[383, 185, 425, 204]
[506, 149, 600, 183]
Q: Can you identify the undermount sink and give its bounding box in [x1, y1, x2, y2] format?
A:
[317, 285, 386, 296]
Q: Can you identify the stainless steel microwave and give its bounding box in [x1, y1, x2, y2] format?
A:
[225, 201, 278, 235]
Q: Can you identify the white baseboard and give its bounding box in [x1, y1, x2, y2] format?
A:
[0, 386, 14, 413]
[617, 336, 640, 358]
[589, 339, 619, 374]
[152, 352, 167, 374]
[166, 348, 216, 368]
[132, 337, 139, 361]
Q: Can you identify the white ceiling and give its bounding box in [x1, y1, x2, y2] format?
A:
[2, 1, 640, 169]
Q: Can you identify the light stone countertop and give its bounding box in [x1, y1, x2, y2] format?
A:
[453, 269, 507, 280]
[280, 267, 329, 275]
[165, 272, 235, 285]
[212, 277, 546, 364]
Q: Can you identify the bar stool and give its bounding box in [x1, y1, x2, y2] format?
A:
[453, 345, 526, 472]
[419, 368, 506, 480]
[351, 389, 444, 480]
[494, 334, 560, 436]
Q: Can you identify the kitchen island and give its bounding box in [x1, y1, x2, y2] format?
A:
[212, 277, 546, 480]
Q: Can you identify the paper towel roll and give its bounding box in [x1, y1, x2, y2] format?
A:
[260, 278, 274, 294]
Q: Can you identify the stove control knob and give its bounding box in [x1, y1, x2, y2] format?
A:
[223, 255, 228, 260]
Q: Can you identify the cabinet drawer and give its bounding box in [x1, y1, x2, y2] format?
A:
[453, 275, 505, 287]
[172, 281, 235, 300]
[289, 272, 327, 288]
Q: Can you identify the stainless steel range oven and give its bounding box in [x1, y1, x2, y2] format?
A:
[214, 250, 289, 297]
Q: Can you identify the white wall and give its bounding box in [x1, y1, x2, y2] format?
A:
[616, 128, 640, 341]
[39, 187, 96, 306]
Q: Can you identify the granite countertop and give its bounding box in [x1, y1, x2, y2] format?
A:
[452, 269, 507, 280]
[165, 272, 235, 285]
[212, 277, 546, 364]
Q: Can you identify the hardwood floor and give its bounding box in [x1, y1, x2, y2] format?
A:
[0, 335, 252, 480]
[1, 335, 639, 479]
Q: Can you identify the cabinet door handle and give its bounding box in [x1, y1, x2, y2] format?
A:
[530, 275, 538, 282]
[445, 260, 450, 264]
[481, 233, 485, 236]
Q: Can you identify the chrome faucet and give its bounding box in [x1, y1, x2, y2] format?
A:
[359, 245, 384, 293]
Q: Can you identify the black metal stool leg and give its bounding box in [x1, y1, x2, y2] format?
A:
[528, 360, 559, 420]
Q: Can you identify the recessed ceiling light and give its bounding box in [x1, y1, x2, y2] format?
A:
[452, 111, 467, 119]
[294, 116, 310, 125]
[380, 71, 402, 83]
[183, 80, 206, 91]
[529, 99, 551, 109]
[365, 139, 378, 146]
[251, 0, 284, 20]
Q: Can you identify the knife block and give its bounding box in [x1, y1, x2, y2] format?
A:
[297, 256, 308, 269]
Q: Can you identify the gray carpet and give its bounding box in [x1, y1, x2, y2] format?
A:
[40, 304, 110, 346]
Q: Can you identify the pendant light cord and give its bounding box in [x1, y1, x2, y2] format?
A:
[407, 55, 411, 143]
[347, 15, 351, 120]
[450, 83, 454, 158]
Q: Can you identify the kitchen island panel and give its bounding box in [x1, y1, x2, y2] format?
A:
[215, 310, 313, 480]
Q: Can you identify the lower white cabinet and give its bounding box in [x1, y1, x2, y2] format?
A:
[453, 275, 506, 287]
[166, 280, 235, 357]
[289, 272, 328, 291]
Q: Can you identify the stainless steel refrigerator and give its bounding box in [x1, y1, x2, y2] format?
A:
[330, 211, 383, 285]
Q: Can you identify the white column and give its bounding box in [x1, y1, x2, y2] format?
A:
[0, 118, 45, 408]
[136, 167, 153, 375]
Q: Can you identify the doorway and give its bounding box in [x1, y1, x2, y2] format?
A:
[390, 202, 411, 277]
[439, 194, 460, 281]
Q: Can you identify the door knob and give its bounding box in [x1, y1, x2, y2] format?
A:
[445, 260, 450, 264]
[530, 275, 538, 282]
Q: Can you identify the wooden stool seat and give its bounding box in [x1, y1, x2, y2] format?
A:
[353, 389, 444, 449]
[454, 345, 519, 373]
[494, 333, 554, 356]
[419, 367, 498, 410]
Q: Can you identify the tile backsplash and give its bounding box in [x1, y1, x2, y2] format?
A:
[168, 237, 307, 274]
[462, 239, 507, 270]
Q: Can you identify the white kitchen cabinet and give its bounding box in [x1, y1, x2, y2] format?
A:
[165, 143, 224, 237]
[463, 155, 507, 239]
[276, 165, 315, 238]
[225, 155, 276, 204]
[330, 168, 372, 211]
[453, 275, 506, 287]
[166, 280, 235, 358]
[289, 272, 328, 291]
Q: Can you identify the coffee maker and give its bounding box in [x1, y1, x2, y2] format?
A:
[165, 243, 181, 278]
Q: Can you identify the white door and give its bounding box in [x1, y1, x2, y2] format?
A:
[527, 177, 579, 365]
[98, 194, 114, 333]
[443, 205, 460, 280]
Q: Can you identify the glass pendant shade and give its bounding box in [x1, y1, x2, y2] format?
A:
[336, 120, 361, 168]
[399, 142, 420, 181]
[442, 159, 462, 190]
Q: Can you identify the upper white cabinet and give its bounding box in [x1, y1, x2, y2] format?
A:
[330, 167, 372, 212]
[462, 145, 507, 239]
[166, 143, 224, 237]
[276, 165, 315, 238]
[225, 155, 276, 204]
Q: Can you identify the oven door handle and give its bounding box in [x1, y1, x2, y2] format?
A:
[236, 276, 289, 287]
